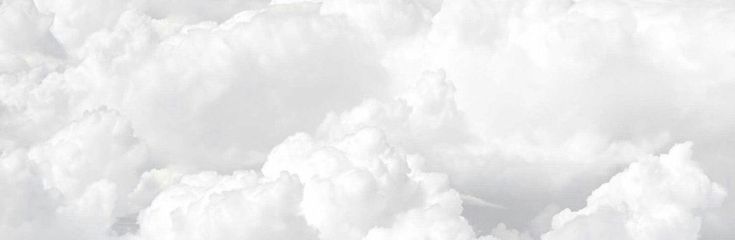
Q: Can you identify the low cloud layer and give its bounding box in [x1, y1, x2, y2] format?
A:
[1, 0, 733, 239]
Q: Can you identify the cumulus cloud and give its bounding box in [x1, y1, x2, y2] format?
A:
[543, 143, 726, 240]
[137, 171, 314, 240]
[263, 127, 475, 240]
[1, 0, 734, 239]
[0, 108, 148, 239]
[139, 127, 487, 240]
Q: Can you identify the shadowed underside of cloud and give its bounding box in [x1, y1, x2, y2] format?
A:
[1, 0, 734, 239]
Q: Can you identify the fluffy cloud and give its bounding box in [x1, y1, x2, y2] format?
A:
[1, 0, 734, 239]
[0, 108, 148, 239]
[543, 143, 726, 240]
[137, 171, 315, 240]
[138, 126, 488, 240]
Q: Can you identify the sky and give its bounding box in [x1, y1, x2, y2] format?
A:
[1, 0, 734, 239]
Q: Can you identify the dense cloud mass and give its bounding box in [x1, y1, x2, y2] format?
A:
[1, 0, 734, 239]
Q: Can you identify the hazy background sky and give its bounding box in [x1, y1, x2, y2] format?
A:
[1, 0, 734, 239]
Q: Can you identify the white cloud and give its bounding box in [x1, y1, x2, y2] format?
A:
[543, 143, 726, 240]
[1, 0, 734, 239]
[139, 126, 491, 240]
[263, 127, 482, 240]
[0, 108, 148, 239]
[137, 171, 315, 240]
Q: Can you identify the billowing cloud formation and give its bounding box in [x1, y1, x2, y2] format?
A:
[0, 109, 147, 239]
[1, 0, 734, 239]
[138, 171, 314, 240]
[139, 127, 485, 240]
[543, 143, 726, 240]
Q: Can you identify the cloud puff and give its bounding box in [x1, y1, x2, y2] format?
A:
[0, 108, 148, 240]
[137, 171, 315, 240]
[61, 3, 391, 171]
[138, 125, 489, 240]
[543, 143, 726, 240]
